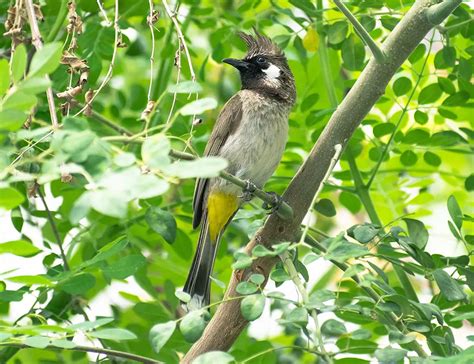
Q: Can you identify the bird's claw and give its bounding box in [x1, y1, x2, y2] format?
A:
[239, 180, 257, 201]
[262, 191, 283, 214]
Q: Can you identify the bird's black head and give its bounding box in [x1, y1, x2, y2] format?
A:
[223, 31, 296, 105]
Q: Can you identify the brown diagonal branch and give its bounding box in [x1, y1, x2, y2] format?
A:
[182, 0, 461, 361]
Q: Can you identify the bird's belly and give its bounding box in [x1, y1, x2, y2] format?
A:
[217, 113, 288, 193]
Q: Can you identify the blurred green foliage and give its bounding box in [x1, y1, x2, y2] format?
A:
[0, 0, 472, 363]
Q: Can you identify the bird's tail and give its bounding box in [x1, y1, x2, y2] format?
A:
[183, 213, 219, 311]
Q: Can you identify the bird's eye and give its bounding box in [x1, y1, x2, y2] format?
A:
[256, 57, 265, 64]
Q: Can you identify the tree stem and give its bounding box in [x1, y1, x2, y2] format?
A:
[333, 0, 386, 63]
[0, 343, 160, 364]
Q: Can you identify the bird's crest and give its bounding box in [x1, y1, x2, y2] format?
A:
[237, 30, 284, 59]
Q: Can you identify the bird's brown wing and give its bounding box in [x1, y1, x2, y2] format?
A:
[192, 94, 243, 229]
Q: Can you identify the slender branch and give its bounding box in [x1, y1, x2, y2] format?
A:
[141, 0, 157, 128]
[36, 185, 70, 271]
[366, 36, 434, 188]
[74, 0, 120, 116]
[169, 150, 294, 220]
[0, 343, 160, 364]
[280, 252, 331, 362]
[96, 0, 112, 26]
[161, 0, 196, 82]
[24, 0, 59, 128]
[333, 0, 386, 63]
[182, 1, 459, 361]
[346, 148, 420, 303]
[426, 0, 462, 25]
[299, 143, 342, 245]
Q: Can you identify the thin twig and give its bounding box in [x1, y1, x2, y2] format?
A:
[366, 35, 434, 188]
[280, 251, 331, 362]
[96, 0, 111, 26]
[169, 149, 294, 220]
[0, 343, 160, 364]
[37, 185, 70, 271]
[161, 0, 195, 81]
[299, 143, 342, 245]
[333, 0, 386, 63]
[24, 0, 59, 128]
[74, 0, 119, 116]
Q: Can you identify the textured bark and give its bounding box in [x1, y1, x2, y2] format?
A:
[183, 0, 461, 361]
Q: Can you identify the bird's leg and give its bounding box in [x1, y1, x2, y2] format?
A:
[262, 191, 283, 214]
[239, 179, 257, 201]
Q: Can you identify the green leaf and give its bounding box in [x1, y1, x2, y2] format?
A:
[179, 309, 210, 342]
[282, 307, 308, 327]
[163, 157, 228, 178]
[168, 81, 202, 94]
[89, 328, 137, 341]
[339, 191, 361, 213]
[0, 290, 24, 302]
[447, 195, 463, 229]
[321, 319, 346, 337]
[315, 198, 336, 217]
[404, 218, 428, 250]
[24, 336, 50, 349]
[251, 245, 276, 258]
[18, 77, 51, 95]
[103, 254, 147, 280]
[141, 134, 171, 169]
[353, 225, 379, 244]
[373, 122, 395, 138]
[0, 187, 25, 210]
[414, 110, 428, 125]
[341, 35, 365, 71]
[60, 273, 96, 295]
[433, 269, 466, 301]
[236, 281, 258, 295]
[249, 274, 265, 285]
[7, 275, 52, 286]
[466, 174, 474, 191]
[81, 237, 128, 268]
[240, 294, 265, 321]
[149, 321, 176, 353]
[435, 346, 474, 364]
[0, 240, 41, 257]
[11, 44, 27, 83]
[2, 91, 37, 112]
[28, 42, 63, 78]
[50, 339, 76, 349]
[175, 290, 191, 303]
[0, 59, 9, 96]
[393, 77, 412, 96]
[270, 268, 290, 283]
[0, 333, 12, 342]
[145, 207, 177, 244]
[327, 21, 348, 45]
[443, 91, 469, 107]
[450, 311, 474, 322]
[69, 318, 114, 330]
[423, 151, 441, 166]
[193, 351, 234, 364]
[180, 97, 217, 115]
[374, 347, 407, 363]
[232, 252, 253, 270]
[400, 150, 417, 166]
[418, 83, 443, 104]
[325, 237, 368, 263]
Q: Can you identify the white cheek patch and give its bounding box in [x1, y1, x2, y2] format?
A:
[262, 63, 281, 79]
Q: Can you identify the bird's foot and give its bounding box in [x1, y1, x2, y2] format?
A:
[262, 191, 283, 214]
[239, 180, 257, 202]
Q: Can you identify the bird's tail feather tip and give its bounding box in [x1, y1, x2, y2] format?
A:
[181, 294, 207, 312]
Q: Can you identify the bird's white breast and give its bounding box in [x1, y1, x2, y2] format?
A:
[216, 90, 290, 195]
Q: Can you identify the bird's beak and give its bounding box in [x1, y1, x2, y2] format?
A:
[223, 58, 250, 70]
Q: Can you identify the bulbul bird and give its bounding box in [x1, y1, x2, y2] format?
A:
[183, 31, 296, 310]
